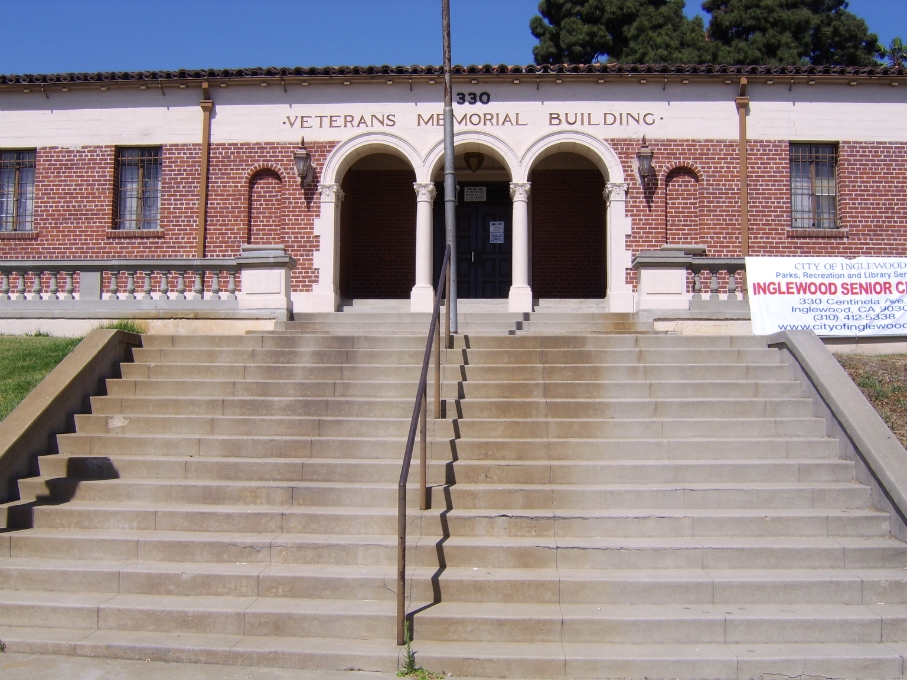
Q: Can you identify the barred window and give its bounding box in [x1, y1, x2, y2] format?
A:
[0, 150, 36, 232]
[116, 147, 161, 230]
[790, 143, 838, 229]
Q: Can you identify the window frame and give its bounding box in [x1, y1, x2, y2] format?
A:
[114, 146, 162, 231]
[789, 142, 839, 230]
[0, 149, 37, 232]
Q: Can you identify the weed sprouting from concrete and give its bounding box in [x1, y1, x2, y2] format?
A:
[98, 319, 148, 334]
[397, 621, 444, 679]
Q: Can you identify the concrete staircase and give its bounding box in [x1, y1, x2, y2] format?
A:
[2, 320, 907, 678]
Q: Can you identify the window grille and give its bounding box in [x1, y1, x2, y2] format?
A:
[0, 150, 36, 232]
[116, 147, 161, 230]
[790, 143, 838, 229]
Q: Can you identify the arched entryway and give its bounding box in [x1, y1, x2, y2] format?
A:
[528, 152, 606, 298]
[431, 147, 515, 299]
[337, 153, 417, 299]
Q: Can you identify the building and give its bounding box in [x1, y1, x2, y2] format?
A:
[1, 63, 905, 315]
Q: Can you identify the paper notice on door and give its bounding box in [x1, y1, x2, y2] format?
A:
[489, 221, 505, 244]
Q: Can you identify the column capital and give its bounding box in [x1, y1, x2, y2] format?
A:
[318, 183, 345, 203]
[604, 182, 629, 202]
[413, 182, 437, 202]
[509, 182, 531, 201]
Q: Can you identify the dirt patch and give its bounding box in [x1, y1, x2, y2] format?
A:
[836, 353, 907, 449]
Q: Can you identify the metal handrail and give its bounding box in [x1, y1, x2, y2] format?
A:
[397, 244, 451, 645]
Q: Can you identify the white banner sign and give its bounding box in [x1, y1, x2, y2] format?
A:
[746, 257, 907, 337]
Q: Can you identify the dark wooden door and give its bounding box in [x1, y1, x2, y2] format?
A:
[434, 183, 512, 299]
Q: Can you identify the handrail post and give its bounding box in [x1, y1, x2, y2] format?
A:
[420, 390, 427, 511]
[434, 307, 441, 419]
[397, 482, 406, 646]
[445, 260, 451, 348]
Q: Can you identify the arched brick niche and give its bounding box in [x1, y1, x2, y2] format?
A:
[247, 166, 285, 245]
[663, 163, 702, 244]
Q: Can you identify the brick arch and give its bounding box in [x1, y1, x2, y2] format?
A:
[659, 161, 704, 186]
[244, 162, 289, 185]
[664, 165, 702, 244]
[247, 168, 285, 245]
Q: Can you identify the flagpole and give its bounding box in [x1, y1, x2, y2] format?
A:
[442, 0, 458, 332]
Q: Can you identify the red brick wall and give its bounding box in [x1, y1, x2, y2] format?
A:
[618, 139, 907, 289]
[0, 145, 198, 259]
[338, 169, 416, 299]
[664, 167, 701, 244]
[531, 169, 605, 298]
[3, 138, 905, 298]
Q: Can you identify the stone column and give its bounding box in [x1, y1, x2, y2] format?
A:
[508, 182, 532, 313]
[411, 182, 437, 313]
[308, 183, 344, 312]
[603, 182, 635, 312]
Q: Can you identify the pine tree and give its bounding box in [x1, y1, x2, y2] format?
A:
[530, 0, 711, 64]
[703, 0, 879, 66]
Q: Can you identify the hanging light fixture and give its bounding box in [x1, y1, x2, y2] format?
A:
[636, 135, 655, 181]
[464, 152, 485, 173]
[293, 137, 313, 186]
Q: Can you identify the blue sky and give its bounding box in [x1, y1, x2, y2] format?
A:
[0, 0, 904, 75]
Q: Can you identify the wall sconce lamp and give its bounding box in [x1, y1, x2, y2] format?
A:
[293, 137, 314, 186]
[636, 135, 655, 183]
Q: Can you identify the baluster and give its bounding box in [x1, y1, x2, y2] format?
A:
[123, 271, 136, 300]
[210, 270, 221, 300]
[48, 271, 59, 301]
[108, 270, 119, 300]
[175, 270, 186, 300]
[31, 271, 43, 300]
[140, 271, 152, 300]
[193, 271, 204, 300]
[708, 270, 719, 300]
[160, 271, 170, 300]
[727, 268, 738, 299]
[226, 272, 237, 300]
[15, 271, 26, 300]
[692, 269, 702, 300]
[61, 271, 74, 300]
[0, 271, 9, 300]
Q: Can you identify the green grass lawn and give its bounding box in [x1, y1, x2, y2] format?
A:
[837, 353, 907, 449]
[0, 335, 83, 421]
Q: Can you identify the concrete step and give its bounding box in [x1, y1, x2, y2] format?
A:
[16, 475, 871, 510]
[4, 528, 427, 566]
[36, 454, 854, 486]
[120, 360, 793, 382]
[105, 377, 805, 399]
[410, 600, 907, 644]
[412, 640, 906, 679]
[55, 433, 840, 461]
[86, 395, 817, 421]
[0, 589, 415, 640]
[56, 433, 409, 459]
[20, 501, 887, 538]
[0, 627, 400, 672]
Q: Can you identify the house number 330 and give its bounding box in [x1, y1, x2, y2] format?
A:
[456, 92, 491, 105]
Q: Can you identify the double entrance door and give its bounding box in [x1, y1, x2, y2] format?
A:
[433, 182, 512, 299]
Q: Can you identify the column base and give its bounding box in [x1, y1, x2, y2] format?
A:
[410, 285, 436, 313]
[607, 291, 637, 313]
[508, 285, 533, 313]
[294, 290, 340, 313]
